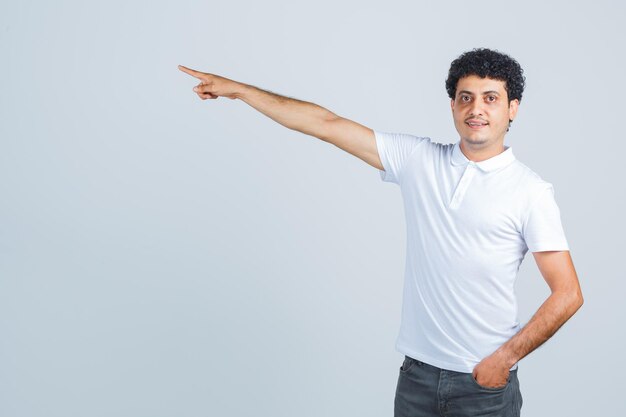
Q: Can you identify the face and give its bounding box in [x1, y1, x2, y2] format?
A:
[450, 75, 519, 149]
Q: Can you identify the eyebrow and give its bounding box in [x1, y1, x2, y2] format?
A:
[458, 90, 501, 96]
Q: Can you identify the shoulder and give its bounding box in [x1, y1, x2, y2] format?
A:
[508, 160, 556, 206]
[413, 136, 451, 156]
[506, 157, 550, 185]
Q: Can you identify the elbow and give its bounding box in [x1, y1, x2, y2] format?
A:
[555, 287, 584, 314]
[571, 288, 584, 312]
[576, 291, 584, 309]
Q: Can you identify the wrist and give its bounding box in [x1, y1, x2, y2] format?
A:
[494, 346, 518, 369]
[233, 82, 252, 100]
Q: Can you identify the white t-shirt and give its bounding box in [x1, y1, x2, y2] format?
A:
[375, 130, 569, 373]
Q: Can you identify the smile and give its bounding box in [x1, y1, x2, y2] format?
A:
[466, 121, 488, 129]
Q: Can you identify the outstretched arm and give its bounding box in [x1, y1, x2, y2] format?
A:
[178, 65, 383, 170]
[473, 250, 584, 388]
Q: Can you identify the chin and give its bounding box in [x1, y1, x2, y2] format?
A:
[463, 136, 488, 145]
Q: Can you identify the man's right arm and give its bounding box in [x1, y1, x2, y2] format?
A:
[178, 65, 384, 171]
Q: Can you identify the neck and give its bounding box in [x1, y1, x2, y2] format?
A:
[459, 139, 506, 163]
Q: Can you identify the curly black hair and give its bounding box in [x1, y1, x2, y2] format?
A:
[445, 48, 526, 103]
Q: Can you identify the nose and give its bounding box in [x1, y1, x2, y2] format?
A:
[469, 99, 484, 118]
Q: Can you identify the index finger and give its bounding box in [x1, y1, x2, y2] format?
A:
[178, 65, 205, 79]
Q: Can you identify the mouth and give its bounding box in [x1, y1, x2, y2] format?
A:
[465, 120, 489, 130]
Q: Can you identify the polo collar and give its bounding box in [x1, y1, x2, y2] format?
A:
[451, 141, 516, 173]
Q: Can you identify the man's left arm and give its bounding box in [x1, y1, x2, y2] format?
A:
[473, 250, 584, 388]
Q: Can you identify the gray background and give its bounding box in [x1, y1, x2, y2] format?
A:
[1, 0, 624, 416]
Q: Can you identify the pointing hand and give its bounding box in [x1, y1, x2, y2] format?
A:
[178, 65, 242, 100]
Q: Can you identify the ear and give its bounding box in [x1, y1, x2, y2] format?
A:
[508, 99, 519, 121]
[451, 98, 455, 112]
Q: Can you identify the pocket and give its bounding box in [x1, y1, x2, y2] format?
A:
[470, 371, 511, 392]
[399, 356, 417, 373]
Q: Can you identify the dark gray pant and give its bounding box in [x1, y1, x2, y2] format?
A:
[394, 355, 523, 417]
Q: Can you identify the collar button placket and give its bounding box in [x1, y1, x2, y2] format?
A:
[450, 163, 476, 209]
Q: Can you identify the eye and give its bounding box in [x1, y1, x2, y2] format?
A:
[460, 95, 471, 102]
[486, 95, 497, 102]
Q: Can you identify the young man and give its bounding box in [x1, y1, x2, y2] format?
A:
[179, 48, 583, 416]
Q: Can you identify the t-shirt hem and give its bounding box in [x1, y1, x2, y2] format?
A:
[395, 343, 518, 373]
[528, 241, 570, 252]
[373, 130, 394, 183]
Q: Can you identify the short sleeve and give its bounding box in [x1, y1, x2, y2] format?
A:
[374, 130, 428, 185]
[522, 184, 569, 252]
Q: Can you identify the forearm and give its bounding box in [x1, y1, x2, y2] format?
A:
[235, 83, 338, 139]
[494, 290, 583, 368]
